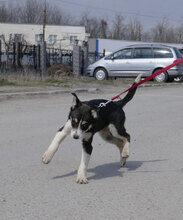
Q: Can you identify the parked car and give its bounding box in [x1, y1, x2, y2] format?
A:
[86, 44, 183, 82]
[176, 48, 183, 82]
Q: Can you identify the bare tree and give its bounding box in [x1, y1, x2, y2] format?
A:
[174, 24, 183, 43]
[79, 13, 101, 38]
[111, 14, 127, 40]
[0, 34, 14, 69]
[17, 0, 43, 24]
[152, 18, 169, 42]
[126, 18, 143, 41]
[46, 5, 73, 25]
[0, 4, 9, 22]
[99, 19, 108, 38]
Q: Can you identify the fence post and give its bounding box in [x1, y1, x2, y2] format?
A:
[36, 44, 41, 71]
[73, 45, 82, 77]
[13, 42, 16, 67]
[83, 42, 88, 76]
[16, 42, 22, 67]
[33, 45, 36, 70]
[0, 40, 1, 67]
[40, 41, 47, 78]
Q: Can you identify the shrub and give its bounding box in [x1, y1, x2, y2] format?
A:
[47, 64, 72, 77]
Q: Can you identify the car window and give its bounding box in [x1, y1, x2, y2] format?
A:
[179, 48, 183, 56]
[174, 48, 183, 58]
[105, 54, 113, 60]
[133, 48, 153, 58]
[113, 48, 132, 59]
[153, 48, 173, 58]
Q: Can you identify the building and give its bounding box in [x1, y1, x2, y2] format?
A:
[0, 23, 89, 50]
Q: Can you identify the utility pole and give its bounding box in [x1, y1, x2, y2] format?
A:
[43, 0, 46, 42]
[41, 0, 47, 78]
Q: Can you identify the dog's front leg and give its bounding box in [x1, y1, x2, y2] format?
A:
[42, 120, 71, 164]
[76, 134, 93, 184]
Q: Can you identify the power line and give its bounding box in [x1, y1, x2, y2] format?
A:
[55, 0, 182, 24]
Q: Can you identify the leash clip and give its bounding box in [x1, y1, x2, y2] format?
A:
[98, 100, 112, 108]
[98, 102, 106, 108]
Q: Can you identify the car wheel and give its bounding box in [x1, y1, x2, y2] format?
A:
[153, 69, 168, 82]
[174, 76, 183, 82]
[94, 68, 108, 80]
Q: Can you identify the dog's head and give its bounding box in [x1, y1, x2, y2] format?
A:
[69, 93, 98, 139]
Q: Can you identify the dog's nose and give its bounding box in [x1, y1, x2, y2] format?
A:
[73, 134, 79, 139]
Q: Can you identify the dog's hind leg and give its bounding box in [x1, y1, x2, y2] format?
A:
[108, 124, 130, 167]
[99, 127, 130, 167]
[119, 134, 130, 167]
[42, 120, 71, 164]
[76, 133, 93, 184]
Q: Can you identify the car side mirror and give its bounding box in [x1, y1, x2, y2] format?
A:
[111, 55, 115, 60]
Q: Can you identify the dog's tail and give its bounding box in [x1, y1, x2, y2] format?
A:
[117, 74, 142, 108]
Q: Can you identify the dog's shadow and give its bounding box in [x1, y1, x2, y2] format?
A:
[53, 159, 167, 181]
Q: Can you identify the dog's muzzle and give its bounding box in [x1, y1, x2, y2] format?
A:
[73, 134, 79, 139]
[71, 128, 82, 140]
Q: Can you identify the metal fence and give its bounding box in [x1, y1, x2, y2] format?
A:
[0, 40, 105, 75]
[46, 48, 72, 67]
[0, 41, 73, 73]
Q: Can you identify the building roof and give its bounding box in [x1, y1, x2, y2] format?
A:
[0, 22, 85, 28]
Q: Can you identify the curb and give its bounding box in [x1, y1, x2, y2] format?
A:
[0, 88, 100, 100]
[0, 83, 181, 100]
[139, 82, 181, 88]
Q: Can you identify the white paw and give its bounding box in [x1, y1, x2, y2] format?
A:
[121, 150, 129, 159]
[120, 157, 127, 167]
[42, 150, 54, 164]
[135, 73, 142, 83]
[76, 176, 88, 184]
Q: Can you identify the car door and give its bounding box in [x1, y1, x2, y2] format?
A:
[105, 48, 133, 77]
[128, 47, 155, 76]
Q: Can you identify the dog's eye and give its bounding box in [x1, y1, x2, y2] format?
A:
[81, 122, 89, 130]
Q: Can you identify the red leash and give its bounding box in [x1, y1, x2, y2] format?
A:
[99, 58, 183, 107]
[111, 58, 183, 101]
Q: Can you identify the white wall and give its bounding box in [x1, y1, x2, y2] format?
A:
[0, 23, 88, 50]
[90, 38, 183, 55]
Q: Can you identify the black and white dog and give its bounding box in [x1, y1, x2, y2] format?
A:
[42, 74, 141, 184]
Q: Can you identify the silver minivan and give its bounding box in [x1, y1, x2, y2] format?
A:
[86, 44, 183, 82]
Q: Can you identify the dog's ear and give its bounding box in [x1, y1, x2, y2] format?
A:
[71, 93, 82, 109]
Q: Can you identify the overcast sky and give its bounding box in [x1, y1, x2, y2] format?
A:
[54, 0, 183, 29]
[2, 0, 183, 30]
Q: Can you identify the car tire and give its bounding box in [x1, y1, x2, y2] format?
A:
[153, 69, 168, 82]
[94, 68, 108, 80]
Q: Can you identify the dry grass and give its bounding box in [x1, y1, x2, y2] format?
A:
[0, 72, 162, 88]
[0, 73, 132, 87]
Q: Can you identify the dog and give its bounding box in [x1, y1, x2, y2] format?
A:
[42, 74, 141, 184]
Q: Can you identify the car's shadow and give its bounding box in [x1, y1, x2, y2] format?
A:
[53, 159, 167, 181]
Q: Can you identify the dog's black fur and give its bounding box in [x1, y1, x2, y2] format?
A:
[42, 75, 141, 183]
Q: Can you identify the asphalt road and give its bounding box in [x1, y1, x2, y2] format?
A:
[0, 85, 183, 220]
